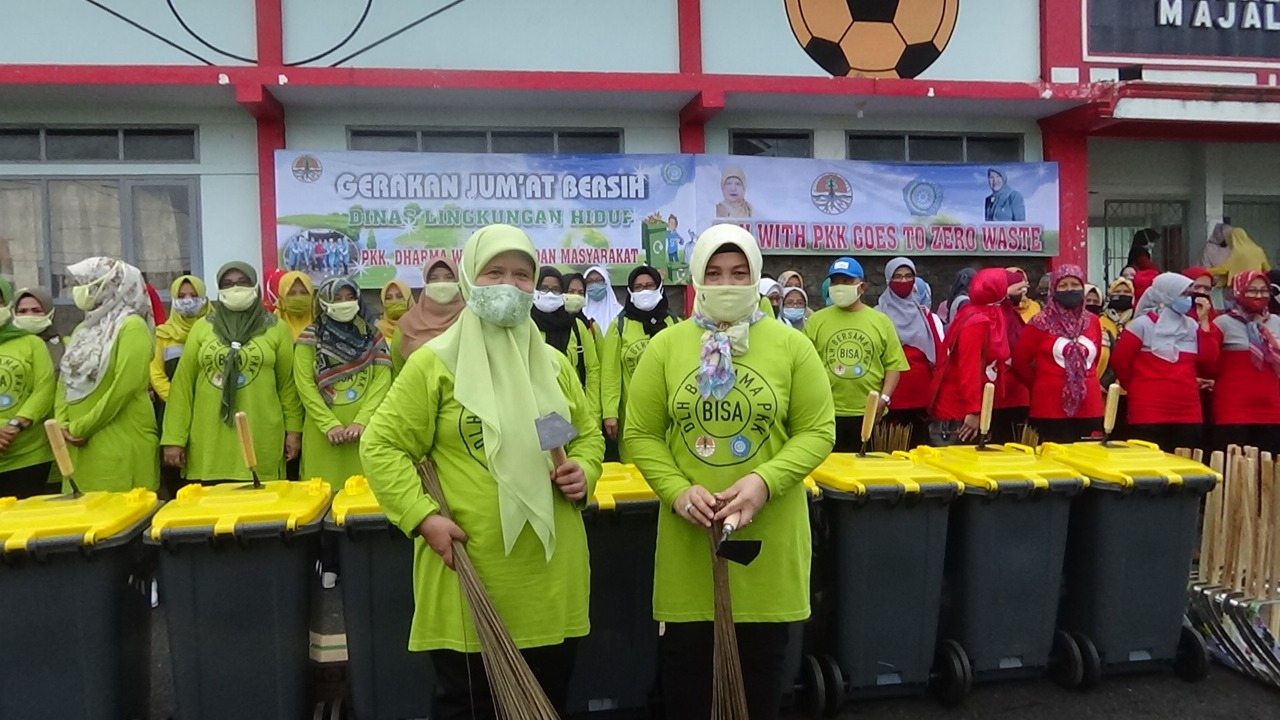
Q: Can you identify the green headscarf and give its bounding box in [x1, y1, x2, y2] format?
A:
[0, 279, 30, 345]
[427, 225, 571, 561]
[208, 262, 277, 426]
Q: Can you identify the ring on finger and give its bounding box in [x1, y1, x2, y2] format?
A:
[683, 502, 695, 514]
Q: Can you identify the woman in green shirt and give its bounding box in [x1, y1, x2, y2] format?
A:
[533, 266, 602, 423]
[625, 224, 835, 720]
[600, 265, 677, 461]
[55, 257, 159, 493]
[0, 279, 55, 498]
[161, 262, 302, 484]
[360, 224, 603, 720]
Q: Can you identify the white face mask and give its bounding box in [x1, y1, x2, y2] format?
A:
[630, 288, 663, 312]
[424, 281, 460, 305]
[323, 300, 360, 323]
[533, 291, 566, 313]
[218, 286, 259, 312]
[13, 313, 52, 334]
[563, 294, 587, 314]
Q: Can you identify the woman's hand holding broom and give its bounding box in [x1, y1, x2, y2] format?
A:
[714, 473, 768, 528]
[675, 485, 718, 528]
[419, 513, 468, 571]
[551, 460, 587, 502]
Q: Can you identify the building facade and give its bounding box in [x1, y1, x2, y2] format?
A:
[2, 0, 1278, 303]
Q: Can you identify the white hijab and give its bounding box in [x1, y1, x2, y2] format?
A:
[60, 257, 153, 403]
[582, 264, 625, 333]
[1134, 272, 1196, 363]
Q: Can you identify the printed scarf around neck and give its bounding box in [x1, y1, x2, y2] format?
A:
[692, 310, 764, 400]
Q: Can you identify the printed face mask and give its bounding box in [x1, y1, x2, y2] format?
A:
[172, 296, 206, 318]
[563, 294, 586, 314]
[828, 284, 862, 308]
[323, 300, 360, 323]
[219, 286, 260, 312]
[533, 291, 566, 313]
[424, 282, 460, 304]
[469, 283, 534, 328]
[630, 288, 663, 312]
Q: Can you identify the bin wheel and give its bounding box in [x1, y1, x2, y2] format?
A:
[1174, 622, 1210, 683]
[1071, 632, 1102, 691]
[1049, 630, 1084, 689]
[819, 655, 845, 717]
[929, 640, 972, 707]
[799, 654, 827, 720]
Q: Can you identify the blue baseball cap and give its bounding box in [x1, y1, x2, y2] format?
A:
[827, 257, 864, 280]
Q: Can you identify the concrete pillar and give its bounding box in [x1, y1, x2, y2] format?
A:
[1188, 144, 1225, 267]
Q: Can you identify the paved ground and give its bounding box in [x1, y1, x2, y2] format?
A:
[147, 578, 1279, 720]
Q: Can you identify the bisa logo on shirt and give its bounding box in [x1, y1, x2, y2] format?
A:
[201, 341, 266, 390]
[824, 328, 873, 379]
[622, 338, 651, 374]
[325, 372, 370, 406]
[0, 356, 29, 410]
[672, 363, 778, 467]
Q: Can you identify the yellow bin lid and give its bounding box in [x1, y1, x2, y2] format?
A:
[812, 452, 962, 499]
[0, 488, 159, 553]
[590, 463, 654, 511]
[149, 479, 332, 540]
[1040, 440, 1221, 490]
[914, 443, 1087, 495]
[329, 475, 384, 527]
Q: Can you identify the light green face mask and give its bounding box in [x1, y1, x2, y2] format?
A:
[0, 307, 10, 327]
[468, 283, 533, 328]
[828, 283, 863, 308]
[13, 314, 52, 334]
[218, 286, 259, 312]
[72, 283, 101, 312]
[424, 282, 460, 305]
[323, 300, 360, 323]
[563, 293, 587, 314]
[697, 285, 759, 324]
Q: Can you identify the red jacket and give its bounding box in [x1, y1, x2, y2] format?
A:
[1012, 321, 1104, 420]
[894, 315, 945, 411]
[1110, 314, 1222, 425]
[931, 320, 998, 422]
[1210, 314, 1280, 425]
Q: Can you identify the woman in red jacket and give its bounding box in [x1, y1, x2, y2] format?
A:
[1012, 265, 1104, 444]
[1110, 272, 1221, 452]
[1210, 271, 1280, 453]
[877, 257, 946, 446]
[992, 270, 1030, 443]
[930, 268, 1009, 444]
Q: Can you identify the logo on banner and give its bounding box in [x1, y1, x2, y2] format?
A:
[673, 364, 777, 467]
[785, 0, 960, 79]
[903, 178, 944, 216]
[292, 155, 323, 183]
[811, 173, 853, 215]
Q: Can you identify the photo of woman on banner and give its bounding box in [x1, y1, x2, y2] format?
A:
[715, 166, 753, 219]
[984, 168, 1025, 222]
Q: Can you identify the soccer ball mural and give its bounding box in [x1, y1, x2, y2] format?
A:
[785, 0, 959, 79]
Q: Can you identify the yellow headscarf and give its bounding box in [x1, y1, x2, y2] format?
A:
[274, 271, 315, 339]
[427, 225, 570, 560]
[155, 274, 209, 343]
[1212, 228, 1273, 284]
[376, 279, 414, 339]
[1005, 266, 1042, 322]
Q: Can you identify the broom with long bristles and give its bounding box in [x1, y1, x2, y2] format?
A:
[418, 462, 560, 720]
[709, 516, 750, 720]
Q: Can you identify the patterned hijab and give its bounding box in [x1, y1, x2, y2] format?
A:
[60, 257, 153, 403]
[1228, 270, 1280, 378]
[298, 277, 391, 405]
[1030, 265, 1091, 416]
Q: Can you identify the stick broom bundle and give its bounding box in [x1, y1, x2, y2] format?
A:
[709, 523, 750, 720]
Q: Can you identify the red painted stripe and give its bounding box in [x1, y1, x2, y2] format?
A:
[1041, 0, 1085, 74]
[677, 0, 702, 75]
[255, 0, 284, 67]
[255, 117, 285, 275]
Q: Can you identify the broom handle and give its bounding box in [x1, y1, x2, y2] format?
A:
[44, 419, 74, 478]
[978, 382, 996, 438]
[1202, 451, 1224, 584]
[860, 391, 879, 445]
[235, 411, 257, 472]
[1102, 383, 1121, 438]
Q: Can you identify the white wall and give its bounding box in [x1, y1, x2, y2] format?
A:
[1, 0, 256, 65]
[282, 0, 679, 72]
[704, 112, 1043, 160]
[702, 0, 1040, 82]
[286, 108, 681, 154]
[0, 106, 259, 293]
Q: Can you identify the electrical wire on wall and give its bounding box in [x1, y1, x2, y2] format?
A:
[166, 0, 255, 63]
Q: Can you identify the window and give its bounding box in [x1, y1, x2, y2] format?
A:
[730, 131, 813, 158]
[847, 133, 1023, 163]
[0, 177, 199, 299]
[0, 127, 197, 162]
[348, 128, 623, 154]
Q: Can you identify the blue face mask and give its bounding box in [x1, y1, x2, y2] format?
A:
[1170, 296, 1193, 315]
[586, 283, 608, 301]
[782, 307, 806, 322]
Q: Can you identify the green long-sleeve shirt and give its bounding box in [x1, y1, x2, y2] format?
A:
[294, 343, 391, 490]
[600, 314, 677, 460]
[160, 318, 302, 483]
[0, 334, 55, 476]
[54, 316, 158, 492]
[542, 318, 601, 424]
[625, 319, 835, 622]
[359, 348, 603, 652]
